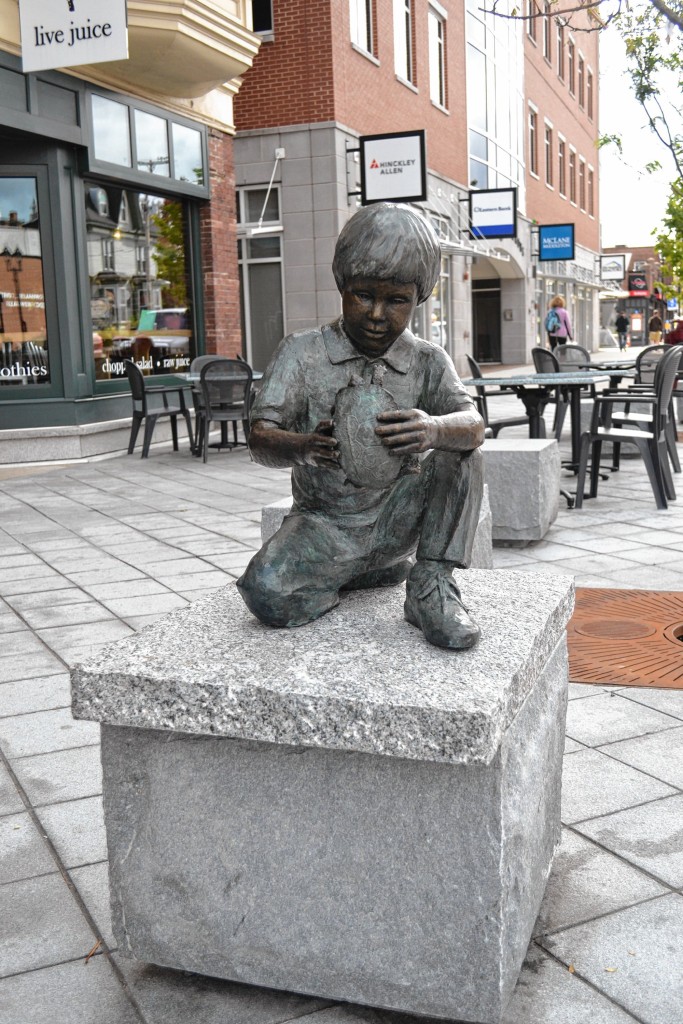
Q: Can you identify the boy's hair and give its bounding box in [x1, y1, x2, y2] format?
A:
[332, 203, 441, 305]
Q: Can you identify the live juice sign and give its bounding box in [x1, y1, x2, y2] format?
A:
[19, 0, 128, 74]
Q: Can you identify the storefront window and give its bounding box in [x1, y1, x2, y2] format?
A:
[92, 95, 132, 167]
[0, 177, 49, 386]
[172, 124, 204, 185]
[135, 111, 170, 176]
[86, 184, 195, 380]
[90, 93, 207, 190]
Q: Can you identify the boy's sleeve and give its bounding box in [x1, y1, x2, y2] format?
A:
[250, 335, 306, 429]
[425, 348, 477, 416]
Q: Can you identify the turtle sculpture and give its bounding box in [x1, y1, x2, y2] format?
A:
[333, 364, 407, 488]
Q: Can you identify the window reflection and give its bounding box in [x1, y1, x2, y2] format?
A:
[0, 177, 49, 386]
[85, 184, 194, 379]
[92, 95, 132, 167]
[172, 123, 203, 185]
[135, 111, 170, 176]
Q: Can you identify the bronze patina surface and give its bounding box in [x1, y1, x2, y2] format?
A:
[237, 203, 486, 650]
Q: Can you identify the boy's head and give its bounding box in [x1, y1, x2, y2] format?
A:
[332, 203, 441, 305]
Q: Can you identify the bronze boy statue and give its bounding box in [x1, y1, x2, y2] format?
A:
[237, 202, 485, 649]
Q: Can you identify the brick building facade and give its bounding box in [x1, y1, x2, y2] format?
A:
[234, 0, 601, 372]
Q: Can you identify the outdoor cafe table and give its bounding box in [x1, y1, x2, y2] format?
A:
[461, 371, 610, 472]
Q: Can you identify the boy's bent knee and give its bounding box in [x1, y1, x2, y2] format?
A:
[236, 555, 339, 628]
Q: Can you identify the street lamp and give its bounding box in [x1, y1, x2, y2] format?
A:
[2, 247, 27, 334]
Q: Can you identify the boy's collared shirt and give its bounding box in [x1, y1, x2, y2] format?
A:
[251, 317, 474, 519]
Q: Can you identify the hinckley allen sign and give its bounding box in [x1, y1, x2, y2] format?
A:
[19, 0, 129, 74]
[359, 130, 427, 205]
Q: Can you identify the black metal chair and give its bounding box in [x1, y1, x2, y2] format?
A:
[635, 344, 668, 387]
[124, 359, 194, 458]
[608, 344, 681, 474]
[465, 355, 530, 437]
[554, 343, 592, 370]
[196, 358, 253, 462]
[531, 346, 569, 440]
[189, 356, 233, 457]
[574, 345, 682, 510]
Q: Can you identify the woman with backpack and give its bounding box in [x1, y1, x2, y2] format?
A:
[544, 295, 573, 351]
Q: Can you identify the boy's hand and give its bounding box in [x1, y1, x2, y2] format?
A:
[295, 419, 340, 467]
[375, 409, 439, 454]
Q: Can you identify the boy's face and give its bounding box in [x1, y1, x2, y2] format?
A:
[341, 277, 418, 358]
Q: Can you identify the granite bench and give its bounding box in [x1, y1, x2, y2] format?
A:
[262, 482, 494, 568]
[482, 437, 560, 544]
[71, 569, 573, 1024]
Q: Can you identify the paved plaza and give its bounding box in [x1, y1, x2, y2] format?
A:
[1, 375, 682, 1023]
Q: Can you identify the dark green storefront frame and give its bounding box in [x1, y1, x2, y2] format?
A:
[0, 52, 208, 432]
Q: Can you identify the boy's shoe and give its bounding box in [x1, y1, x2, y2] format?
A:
[404, 568, 480, 650]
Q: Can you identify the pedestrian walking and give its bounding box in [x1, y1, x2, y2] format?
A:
[648, 312, 664, 343]
[615, 312, 629, 351]
[544, 296, 572, 351]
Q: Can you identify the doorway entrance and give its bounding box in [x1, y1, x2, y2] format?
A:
[472, 279, 501, 362]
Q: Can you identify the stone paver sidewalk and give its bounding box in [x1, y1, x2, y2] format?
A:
[1, 410, 682, 1023]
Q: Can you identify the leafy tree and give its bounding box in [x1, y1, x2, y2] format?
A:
[487, 2, 683, 176]
[616, 1, 683, 179]
[655, 180, 683, 307]
[150, 200, 188, 308]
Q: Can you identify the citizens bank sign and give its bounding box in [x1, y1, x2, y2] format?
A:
[359, 130, 427, 205]
[19, 0, 128, 74]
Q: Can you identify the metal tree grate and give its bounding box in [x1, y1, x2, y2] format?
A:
[568, 589, 683, 689]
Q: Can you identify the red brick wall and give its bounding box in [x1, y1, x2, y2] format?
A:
[331, 0, 468, 185]
[524, 9, 600, 252]
[234, 0, 336, 130]
[235, 0, 468, 186]
[200, 131, 242, 356]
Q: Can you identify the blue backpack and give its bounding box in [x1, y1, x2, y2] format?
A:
[545, 308, 561, 333]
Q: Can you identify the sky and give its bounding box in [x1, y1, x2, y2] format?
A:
[599, 20, 677, 249]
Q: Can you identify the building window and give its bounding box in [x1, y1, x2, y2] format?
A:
[350, 0, 373, 55]
[0, 177, 50, 388]
[588, 166, 595, 216]
[252, 0, 273, 34]
[556, 21, 564, 78]
[236, 187, 284, 372]
[429, 5, 447, 107]
[542, 2, 551, 61]
[394, 0, 415, 84]
[568, 39, 575, 94]
[578, 55, 585, 108]
[529, 107, 538, 177]
[579, 157, 586, 211]
[90, 93, 207, 191]
[544, 124, 553, 186]
[587, 69, 594, 120]
[87, 186, 195, 381]
[569, 149, 576, 204]
[526, 0, 537, 43]
[101, 238, 115, 272]
[558, 139, 566, 196]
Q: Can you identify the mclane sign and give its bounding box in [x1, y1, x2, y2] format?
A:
[359, 130, 427, 205]
[538, 223, 575, 262]
[469, 188, 517, 240]
[19, 0, 128, 74]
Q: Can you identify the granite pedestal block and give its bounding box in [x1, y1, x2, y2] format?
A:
[261, 483, 494, 569]
[72, 570, 573, 1024]
[482, 438, 560, 544]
